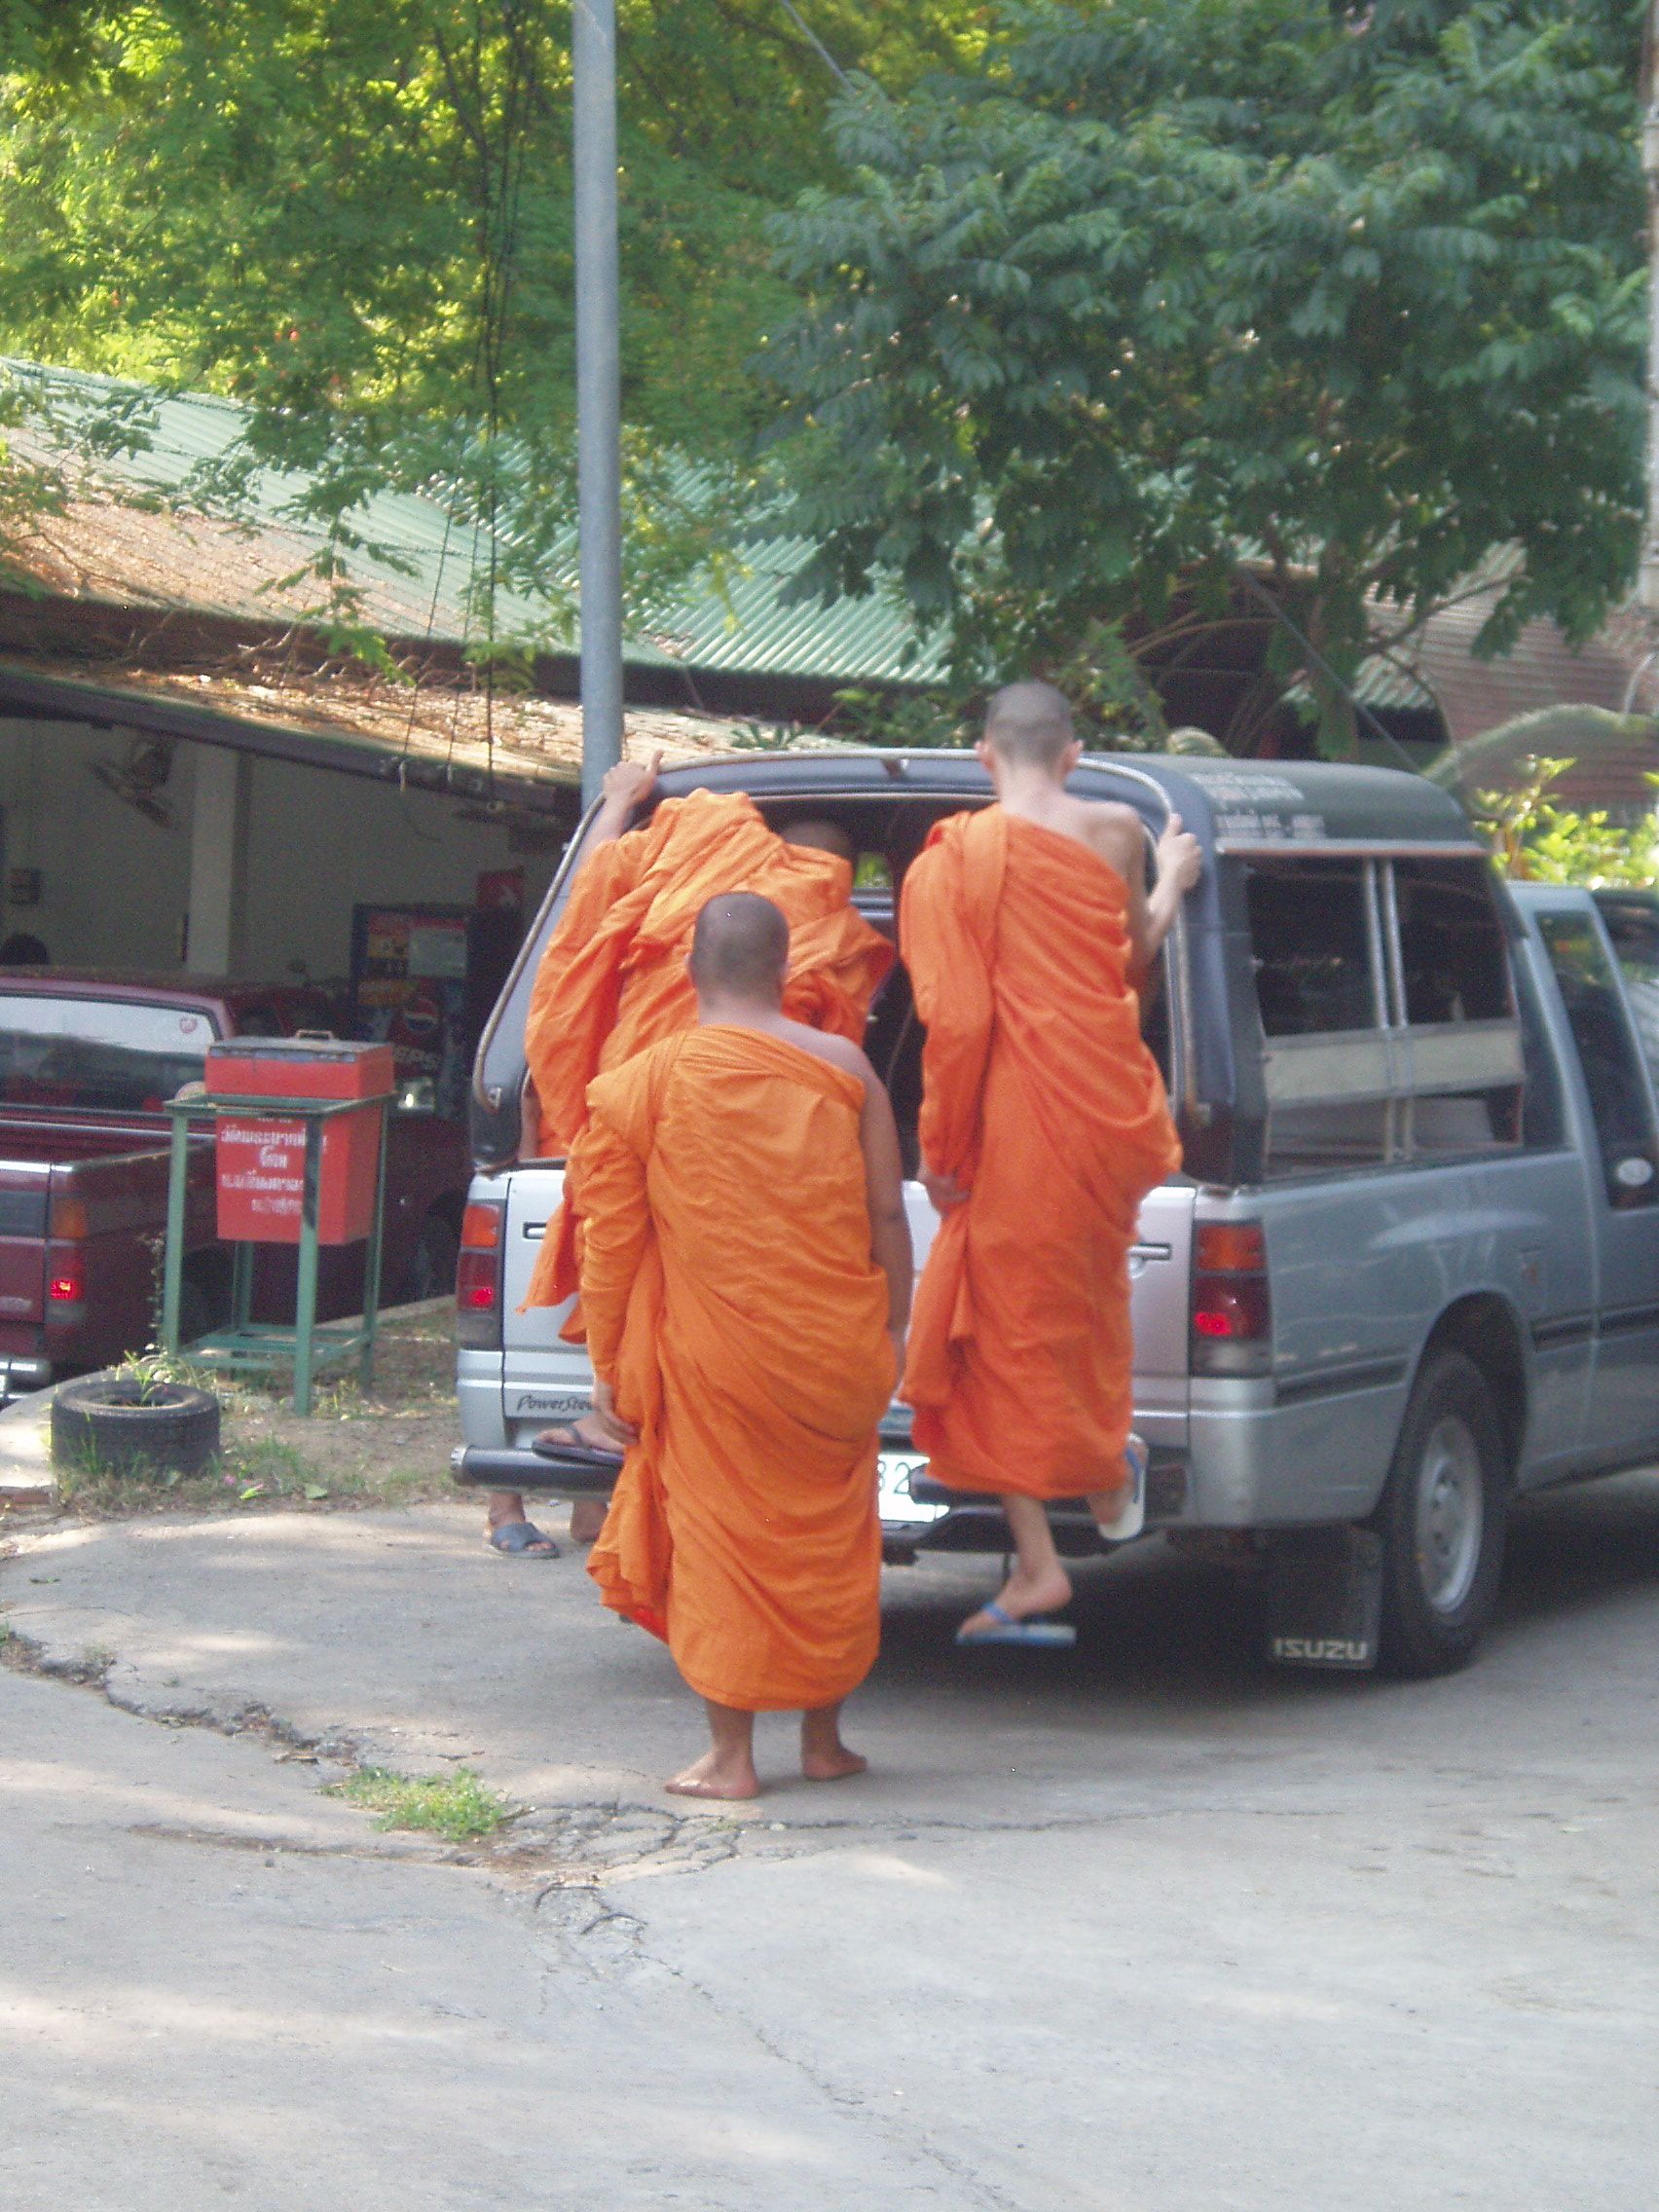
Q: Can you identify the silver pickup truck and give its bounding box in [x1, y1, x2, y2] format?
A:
[453, 753, 1659, 1677]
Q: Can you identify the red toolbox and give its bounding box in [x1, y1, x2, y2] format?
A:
[205, 1037, 394, 1246]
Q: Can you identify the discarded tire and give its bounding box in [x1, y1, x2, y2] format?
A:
[51, 1378, 221, 1478]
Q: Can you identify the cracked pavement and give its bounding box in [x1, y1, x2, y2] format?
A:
[3, 1476, 1658, 2209]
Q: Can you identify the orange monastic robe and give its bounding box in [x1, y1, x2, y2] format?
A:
[522, 788, 893, 1314]
[900, 806, 1182, 1499]
[575, 1028, 893, 1711]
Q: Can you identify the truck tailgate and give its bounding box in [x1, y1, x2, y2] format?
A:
[499, 1164, 602, 1438]
[901, 1176, 1193, 1445]
[0, 1176, 49, 1325]
[1126, 1181, 1196, 1445]
[500, 1168, 1194, 1448]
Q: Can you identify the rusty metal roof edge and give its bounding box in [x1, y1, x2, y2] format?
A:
[0, 658, 578, 809]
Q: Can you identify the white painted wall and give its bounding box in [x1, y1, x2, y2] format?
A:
[238, 752, 554, 985]
[0, 719, 559, 983]
[0, 718, 188, 968]
[185, 745, 251, 975]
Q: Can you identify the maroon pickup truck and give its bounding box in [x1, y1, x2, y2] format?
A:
[0, 972, 471, 1399]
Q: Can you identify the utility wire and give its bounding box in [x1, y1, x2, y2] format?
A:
[1231, 565, 1423, 776]
[777, 0, 851, 88]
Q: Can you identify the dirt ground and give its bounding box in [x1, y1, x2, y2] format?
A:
[51, 1299, 461, 1518]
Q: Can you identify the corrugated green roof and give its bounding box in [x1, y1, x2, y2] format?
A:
[2, 358, 946, 689]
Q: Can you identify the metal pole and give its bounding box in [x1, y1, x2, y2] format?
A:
[1641, 4, 1659, 629]
[573, 0, 624, 810]
[358, 1098, 388, 1392]
[161, 1107, 190, 1355]
[293, 1118, 321, 1417]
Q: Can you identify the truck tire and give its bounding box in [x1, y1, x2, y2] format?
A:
[52, 1379, 221, 1478]
[398, 1210, 460, 1305]
[1373, 1349, 1508, 1678]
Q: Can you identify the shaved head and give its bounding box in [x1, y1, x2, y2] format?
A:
[983, 681, 1076, 771]
[780, 816, 857, 866]
[690, 892, 790, 1002]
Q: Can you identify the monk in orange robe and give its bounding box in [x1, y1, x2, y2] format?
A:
[521, 753, 892, 1326]
[573, 892, 911, 1799]
[484, 753, 892, 1558]
[901, 681, 1202, 1643]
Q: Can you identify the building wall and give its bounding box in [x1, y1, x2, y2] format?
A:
[0, 719, 559, 981]
[0, 718, 187, 966]
[240, 752, 555, 986]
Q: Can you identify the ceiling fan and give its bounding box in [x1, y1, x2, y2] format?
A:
[90, 736, 175, 828]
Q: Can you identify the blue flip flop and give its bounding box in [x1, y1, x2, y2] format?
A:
[530, 1425, 626, 1468]
[955, 1602, 1077, 1648]
[1093, 1433, 1149, 1543]
[488, 1519, 561, 1559]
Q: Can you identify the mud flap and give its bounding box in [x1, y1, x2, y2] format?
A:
[1264, 1528, 1382, 1671]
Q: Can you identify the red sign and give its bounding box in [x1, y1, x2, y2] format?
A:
[207, 1040, 392, 1247]
[475, 867, 525, 913]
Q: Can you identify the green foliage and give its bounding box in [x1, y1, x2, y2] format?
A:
[328, 1764, 519, 1841]
[0, 1, 119, 75]
[830, 609, 1168, 750]
[0, 1, 991, 649]
[831, 685, 970, 750]
[1473, 757, 1659, 887]
[765, 0, 1644, 752]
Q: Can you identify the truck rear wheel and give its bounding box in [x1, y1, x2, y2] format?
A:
[1374, 1349, 1508, 1677]
[399, 1209, 461, 1305]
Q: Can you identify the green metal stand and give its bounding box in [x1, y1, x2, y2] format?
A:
[161, 1090, 392, 1415]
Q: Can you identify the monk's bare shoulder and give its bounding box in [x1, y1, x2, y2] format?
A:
[773, 1018, 875, 1086]
[1067, 796, 1145, 877]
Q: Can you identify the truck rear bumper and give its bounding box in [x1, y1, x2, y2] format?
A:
[450, 1443, 617, 1494]
[0, 1356, 52, 1405]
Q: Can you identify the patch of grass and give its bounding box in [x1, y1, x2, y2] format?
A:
[111, 1346, 219, 1395]
[319, 1464, 448, 1505]
[309, 1376, 366, 1420]
[219, 1435, 327, 1498]
[326, 1765, 519, 1842]
[55, 1433, 330, 1515]
[54, 1443, 450, 1519]
[48, 1309, 460, 1521]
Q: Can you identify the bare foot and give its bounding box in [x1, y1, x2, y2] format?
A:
[533, 1414, 625, 1459]
[569, 1496, 608, 1544]
[801, 1711, 867, 1783]
[665, 1749, 759, 1801]
[959, 1559, 1073, 1641]
[802, 1745, 867, 1783]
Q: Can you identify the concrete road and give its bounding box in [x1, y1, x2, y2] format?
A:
[3, 1475, 1657, 2209]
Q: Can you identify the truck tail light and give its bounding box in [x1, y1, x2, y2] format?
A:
[48, 1187, 88, 1310]
[456, 1199, 504, 1349]
[1192, 1220, 1272, 1376]
[50, 1197, 90, 1239]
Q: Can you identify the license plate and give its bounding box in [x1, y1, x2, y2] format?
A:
[877, 1450, 946, 1527]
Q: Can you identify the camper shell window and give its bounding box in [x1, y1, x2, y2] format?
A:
[1245, 852, 1525, 1180]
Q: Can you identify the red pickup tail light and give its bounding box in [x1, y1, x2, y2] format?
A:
[50, 1197, 90, 1240]
[48, 1190, 88, 1314]
[1191, 1220, 1272, 1377]
[456, 1199, 504, 1349]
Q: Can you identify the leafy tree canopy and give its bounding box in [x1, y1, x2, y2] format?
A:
[1474, 755, 1658, 885]
[765, 0, 1646, 751]
[0, 0, 991, 650]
